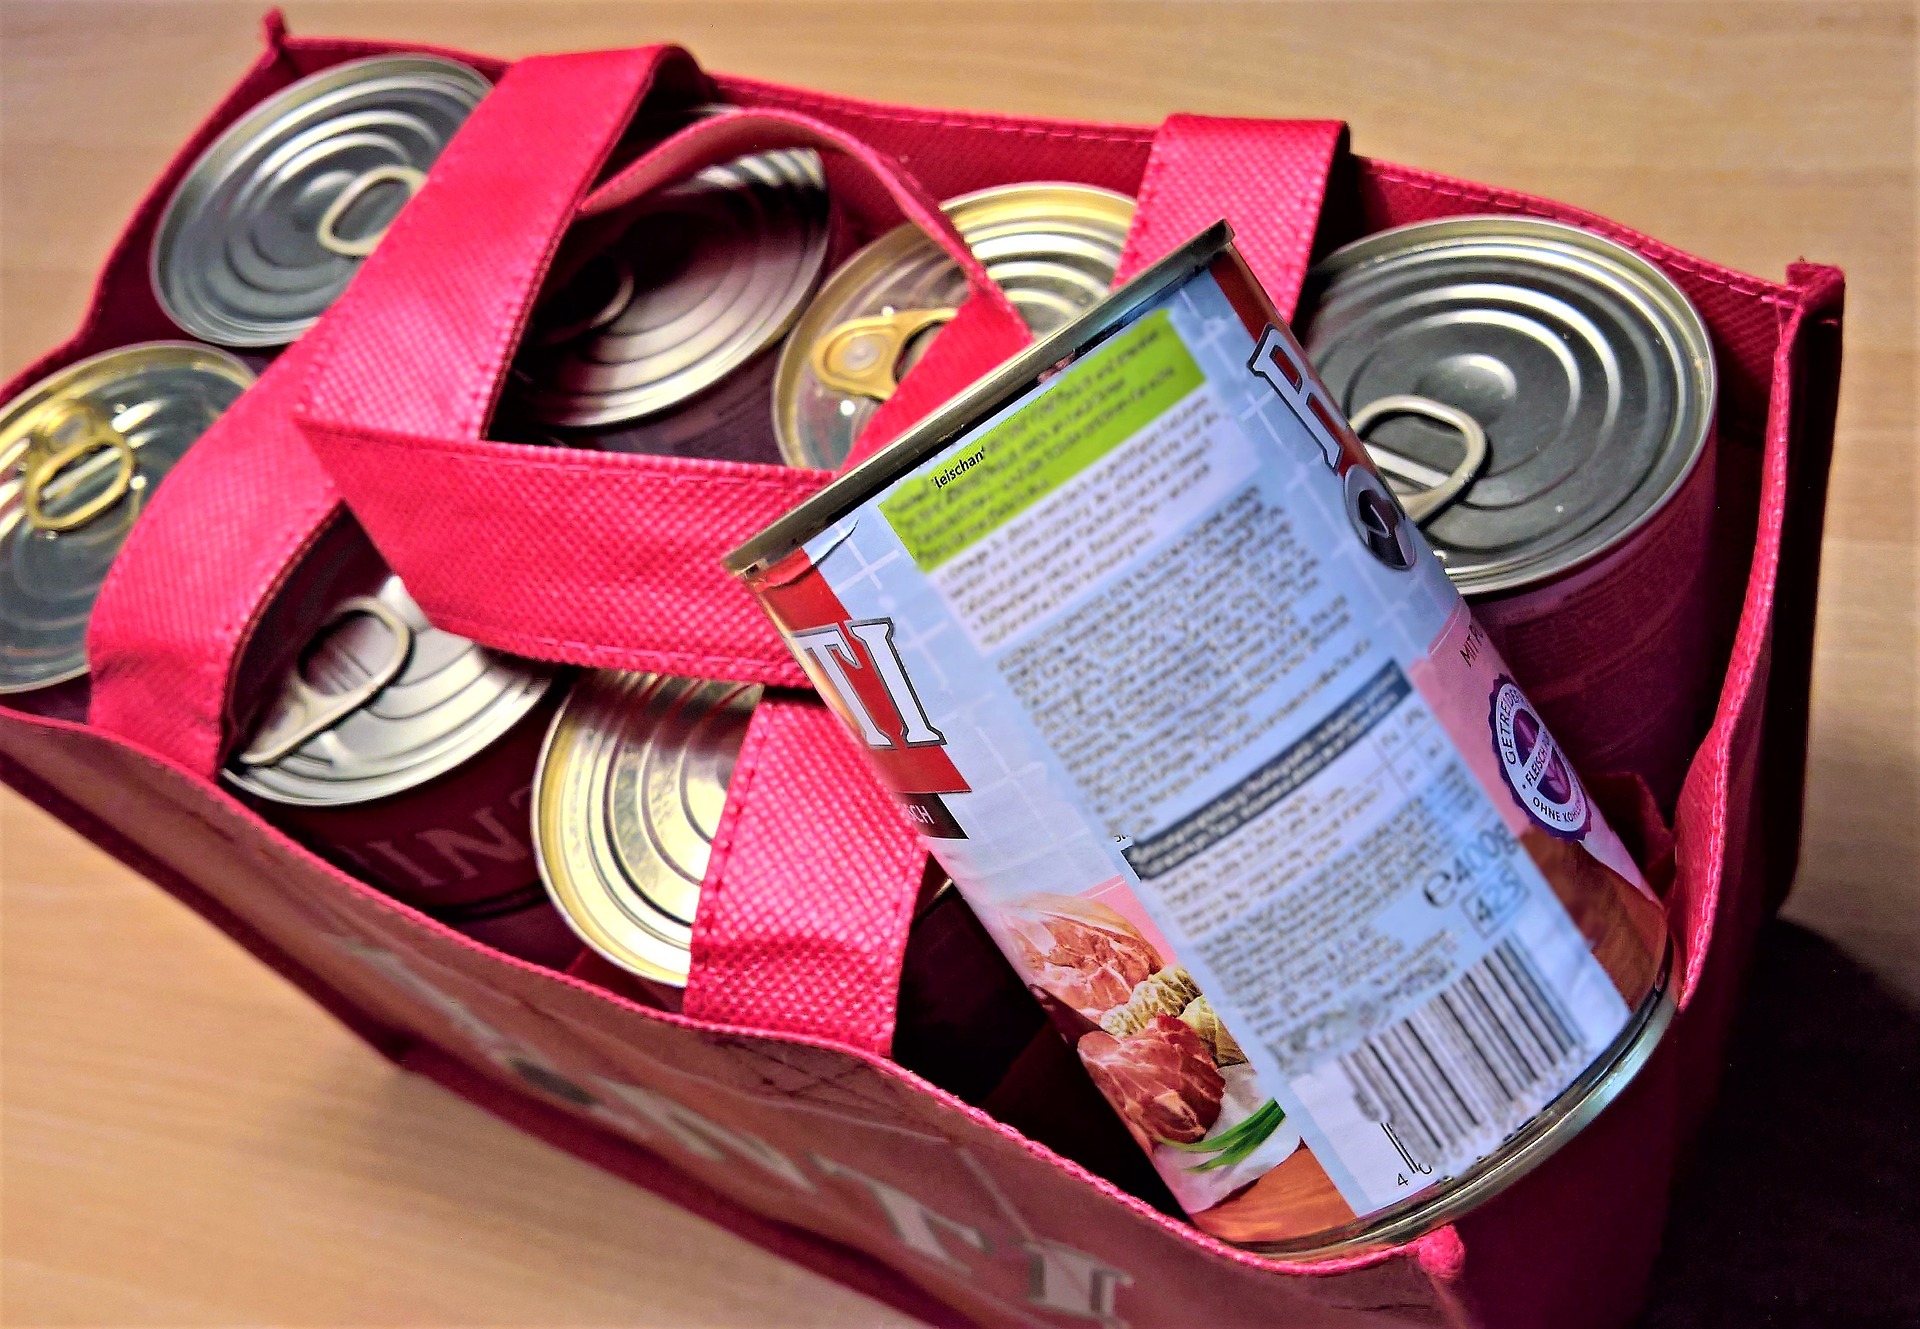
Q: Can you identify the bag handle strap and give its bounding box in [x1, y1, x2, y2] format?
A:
[296, 95, 1033, 687]
[1113, 113, 1348, 308]
[682, 693, 926, 1052]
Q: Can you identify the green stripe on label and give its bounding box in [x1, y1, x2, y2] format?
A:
[879, 310, 1204, 570]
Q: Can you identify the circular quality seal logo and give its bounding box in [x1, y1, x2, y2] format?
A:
[1488, 675, 1590, 839]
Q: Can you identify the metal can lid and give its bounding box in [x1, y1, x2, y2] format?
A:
[0, 342, 254, 694]
[224, 574, 556, 806]
[1300, 216, 1716, 597]
[507, 139, 831, 431]
[774, 181, 1135, 471]
[533, 671, 761, 987]
[152, 55, 492, 348]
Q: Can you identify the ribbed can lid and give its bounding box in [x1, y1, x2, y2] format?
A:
[225, 574, 555, 806]
[774, 181, 1135, 471]
[0, 342, 253, 693]
[1300, 216, 1716, 596]
[507, 135, 831, 431]
[533, 671, 761, 987]
[152, 55, 492, 348]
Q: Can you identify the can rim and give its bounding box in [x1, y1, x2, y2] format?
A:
[0, 341, 256, 693]
[1304, 215, 1718, 598]
[150, 54, 492, 348]
[1244, 941, 1676, 1260]
[726, 220, 1234, 579]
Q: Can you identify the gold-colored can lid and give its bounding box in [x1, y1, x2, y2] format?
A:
[152, 55, 493, 348]
[774, 182, 1135, 471]
[533, 671, 762, 986]
[507, 135, 832, 431]
[0, 341, 253, 693]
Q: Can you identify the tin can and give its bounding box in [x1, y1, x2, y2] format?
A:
[728, 223, 1674, 1254]
[0, 342, 253, 716]
[535, 670, 1059, 1076]
[499, 137, 833, 465]
[774, 182, 1135, 471]
[152, 55, 492, 348]
[532, 670, 762, 1000]
[225, 527, 574, 967]
[1301, 217, 1718, 806]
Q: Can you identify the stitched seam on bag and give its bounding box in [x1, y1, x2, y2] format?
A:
[1367, 166, 1795, 308]
[1671, 297, 1809, 1000]
[727, 81, 1151, 145]
[424, 611, 805, 681]
[315, 426, 831, 497]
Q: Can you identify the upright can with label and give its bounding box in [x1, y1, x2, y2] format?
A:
[1300, 217, 1718, 806]
[727, 223, 1674, 1254]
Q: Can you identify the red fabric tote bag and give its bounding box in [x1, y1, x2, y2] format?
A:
[0, 15, 1844, 1329]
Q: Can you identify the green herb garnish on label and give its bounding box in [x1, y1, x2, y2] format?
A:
[1160, 1098, 1287, 1172]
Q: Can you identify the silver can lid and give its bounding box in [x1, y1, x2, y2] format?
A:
[533, 671, 761, 987]
[507, 139, 831, 431]
[774, 182, 1135, 471]
[0, 342, 254, 693]
[225, 574, 555, 806]
[152, 55, 492, 348]
[1301, 216, 1716, 596]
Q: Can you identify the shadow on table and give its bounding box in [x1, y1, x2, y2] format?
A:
[1638, 921, 1920, 1328]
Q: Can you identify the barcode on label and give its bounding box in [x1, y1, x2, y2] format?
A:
[1338, 937, 1584, 1176]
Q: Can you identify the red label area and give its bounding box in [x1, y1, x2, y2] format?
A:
[752, 551, 969, 795]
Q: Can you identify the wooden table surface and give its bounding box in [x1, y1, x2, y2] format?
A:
[3, 2, 1914, 1325]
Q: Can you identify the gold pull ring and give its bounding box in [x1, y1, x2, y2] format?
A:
[235, 595, 415, 767]
[1349, 394, 1490, 524]
[315, 164, 428, 258]
[810, 307, 960, 402]
[22, 403, 137, 533]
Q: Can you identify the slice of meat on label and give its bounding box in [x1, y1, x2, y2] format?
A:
[1077, 1014, 1225, 1147]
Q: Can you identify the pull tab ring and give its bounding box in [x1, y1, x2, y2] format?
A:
[235, 595, 415, 767]
[810, 307, 960, 402]
[1349, 394, 1489, 524]
[22, 402, 137, 533]
[315, 164, 428, 259]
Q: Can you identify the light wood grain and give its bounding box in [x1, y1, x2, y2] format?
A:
[3, 2, 1914, 1325]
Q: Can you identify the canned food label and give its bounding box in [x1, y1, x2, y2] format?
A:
[751, 255, 1659, 1240]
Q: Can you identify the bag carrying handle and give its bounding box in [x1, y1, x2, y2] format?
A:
[294, 60, 1034, 689]
[92, 40, 1347, 1061]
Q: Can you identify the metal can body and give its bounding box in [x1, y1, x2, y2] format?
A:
[227, 533, 575, 968]
[729, 225, 1673, 1254]
[1466, 436, 1718, 806]
[1302, 218, 1718, 805]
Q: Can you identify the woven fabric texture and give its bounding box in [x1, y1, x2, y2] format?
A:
[298, 105, 1033, 685]
[1113, 113, 1347, 311]
[682, 695, 926, 1053]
